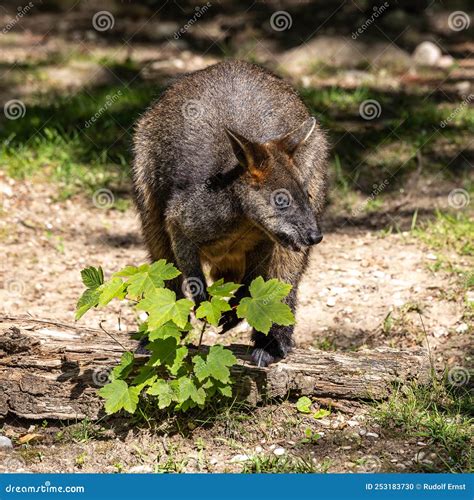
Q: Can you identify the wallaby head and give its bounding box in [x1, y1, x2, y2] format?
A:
[225, 117, 323, 252]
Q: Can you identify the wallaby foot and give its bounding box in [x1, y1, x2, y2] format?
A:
[135, 336, 150, 355]
[218, 308, 243, 334]
[251, 329, 293, 367]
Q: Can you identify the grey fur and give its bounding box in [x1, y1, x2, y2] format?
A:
[132, 60, 329, 366]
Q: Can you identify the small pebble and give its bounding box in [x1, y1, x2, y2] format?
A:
[273, 447, 285, 457]
[326, 297, 336, 307]
[255, 446, 263, 453]
[366, 432, 379, 438]
[128, 465, 153, 473]
[0, 436, 13, 449]
[456, 323, 468, 334]
[230, 454, 250, 463]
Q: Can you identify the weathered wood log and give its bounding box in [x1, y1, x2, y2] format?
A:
[0, 316, 430, 421]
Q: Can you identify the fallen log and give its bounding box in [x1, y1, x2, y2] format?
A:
[0, 316, 430, 421]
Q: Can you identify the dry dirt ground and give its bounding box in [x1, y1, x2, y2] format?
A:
[0, 173, 471, 473]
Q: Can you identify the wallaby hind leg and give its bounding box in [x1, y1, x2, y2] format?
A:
[248, 244, 310, 367]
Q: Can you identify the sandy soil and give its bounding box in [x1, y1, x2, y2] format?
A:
[0, 173, 470, 473]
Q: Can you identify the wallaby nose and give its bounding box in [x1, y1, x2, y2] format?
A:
[307, 229, 323, 245]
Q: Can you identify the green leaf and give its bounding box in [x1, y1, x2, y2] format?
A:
[313, 408, 331, 419]
[148, 321, 183, 342]
[115, 260, 181, 299]
[207, 279, 241, 298]
[98, 278, 127, 306]
[98, 380, 140, 414]
[296, 396, 312, 414]
[170, 376, 205, 405]
[75, 288, 100, 320]
[111, 352, 135, 381]
[192, 355, 210, 382]
[236, 277, 294, 334]
[218, 384, 232, 397]
[137, 288, 193, 329]
[205, 345, 237, 384]
[147, 379, 175, 409]
[80, 266, 104, 289]
[131, 366, 156, 386]
[195, 297, 231, 326]
[168, 346, 188, 376]
[148, 337, 179, 367]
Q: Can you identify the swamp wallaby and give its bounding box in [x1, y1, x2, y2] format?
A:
[132, 60, 328, 366]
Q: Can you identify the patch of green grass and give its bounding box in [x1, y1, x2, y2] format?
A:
[373, 382, 473, 472]
[413, 210, 474, 258]
[0, 83, 158, 197]
[242, 454, 316, 473]
[302, 86, 474, 193]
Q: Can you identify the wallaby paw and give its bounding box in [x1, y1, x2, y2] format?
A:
[218, 309, 242, 334]
[251, 347, 278, 367]
[135, 337, 150, 355]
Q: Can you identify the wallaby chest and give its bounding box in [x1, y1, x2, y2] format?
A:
[199, 219, 265, 283]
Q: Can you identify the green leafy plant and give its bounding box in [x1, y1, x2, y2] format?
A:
[76, 260, 294, 415]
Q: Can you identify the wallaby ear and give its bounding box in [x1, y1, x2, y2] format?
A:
[225, 128, 266, 170]
[277, 117, 317, 156]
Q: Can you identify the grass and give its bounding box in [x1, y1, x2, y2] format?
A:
[0, 81, 158, 197]
[413, 210, 474, 259]
[373, 382, 473, 472]
[242, 454, 317, 473]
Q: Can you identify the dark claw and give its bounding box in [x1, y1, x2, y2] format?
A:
[251, 347, 278, 367]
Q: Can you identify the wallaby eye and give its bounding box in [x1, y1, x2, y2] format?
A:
[307, 190, 313, 200]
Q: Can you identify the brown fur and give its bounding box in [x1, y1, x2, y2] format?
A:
[132, 60, 329, 366]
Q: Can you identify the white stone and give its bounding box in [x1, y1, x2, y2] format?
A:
[366, 432, 379, 438]
[0, 436, 13, 449]
[128, 465, 153, 473]
[273, 447, 286, 456]
[456, 323, 468, 333]
[255, 446, 263, 453]
[326, 297, 336, 307]
[230, 454, 251, 463]
[437, 55, 454, 69]
[426, 253, 437, 260]
[413, 42, 442, 66]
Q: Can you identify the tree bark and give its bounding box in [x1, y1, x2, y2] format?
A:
[0, 316, 430, 420]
